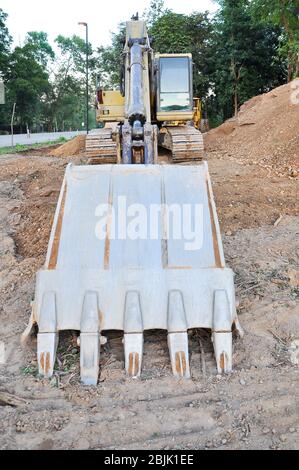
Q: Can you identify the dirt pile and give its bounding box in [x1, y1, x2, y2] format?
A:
[205, 81, 299, 177]
[49, 135, 86, 157]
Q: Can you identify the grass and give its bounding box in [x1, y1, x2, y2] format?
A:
[20, 364, 39, 376]
[0, 136, 68, 155]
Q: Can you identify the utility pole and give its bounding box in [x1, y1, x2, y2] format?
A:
[11, 103, 16, 148]
[78, 22, 89, 134]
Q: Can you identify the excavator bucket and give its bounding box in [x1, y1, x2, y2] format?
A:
[29, 162, 241, 385]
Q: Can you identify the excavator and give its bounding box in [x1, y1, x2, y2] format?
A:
[24, 17, 242, 385]
[86, 18, 203, 164]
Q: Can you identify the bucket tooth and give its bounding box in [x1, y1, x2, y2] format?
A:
[37, 292, 58, 378]
[168, 333, 190, 379]
[212, 290, 233, 374]
[80, 334, 100, 385]
[123, 292, 143, 378]
[38, 333, 58, 379]
[80, 292, 100, 386]
[124, 334, 143, 378]
[213, 335, 232, 374]
[167, 291, 190, 379]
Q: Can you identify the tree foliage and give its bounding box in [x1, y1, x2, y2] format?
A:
[208, 0, 286, 120]
[0, 8, 12, 78]
[25, 31, 55, 68]
[251, 0, 299, 80]
[143, 0, 170, 26]
[5, 44, 50, 129]
[95, 25, 126, 88]
[0, 0, 298, 132]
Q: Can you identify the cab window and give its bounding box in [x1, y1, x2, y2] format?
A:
[159, 57, 191, 112]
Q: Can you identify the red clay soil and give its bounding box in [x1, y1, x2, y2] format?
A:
[48, 135, 86, 157]
[205, 80, 299, 177]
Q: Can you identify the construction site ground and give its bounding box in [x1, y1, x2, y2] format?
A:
[0, 82, 298, 450]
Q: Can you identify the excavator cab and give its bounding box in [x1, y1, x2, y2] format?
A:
[156, 54, 194, 122]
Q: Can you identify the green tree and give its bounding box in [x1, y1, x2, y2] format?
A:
[6, 44, 50, 130]
[0, 9, 12, 130]
[143, 0, 170, 26]
[0, 9, 12, 78]
[55, 35, 93, 75]
[25, 31, 55, 68]
[251, 0, 299, 80]
[95, 25, 125, 88]
[209, 0, 286, 120]
[49, 35, 96, 130]
[150, 11, 196, 53]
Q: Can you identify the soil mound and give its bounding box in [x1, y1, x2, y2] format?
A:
[49, 135, 86, 157]
[205, 80, 299, 177]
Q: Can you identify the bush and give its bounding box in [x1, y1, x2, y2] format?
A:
[15, 144, 26, 152]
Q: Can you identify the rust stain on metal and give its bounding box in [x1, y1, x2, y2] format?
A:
[104, 178, 113, 270]
[134, 353, 139, 376]
[175, 351, 187, 376]
[40, 352, 51, 374]
[40, 352, 45, 372]
[128, 353, 133, 376]
[220, 353, 225, 372]
[128, 352, 139, 377]
[99, 311, 104, 329]
[48, 185, 67, 270]
[45, 352, 51, 374]
[206, 179, 222, 268]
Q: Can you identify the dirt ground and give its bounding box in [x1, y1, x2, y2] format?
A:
[0, 82, 298, 450]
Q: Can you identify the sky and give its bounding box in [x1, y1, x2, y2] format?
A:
[1, 0, 218, 48]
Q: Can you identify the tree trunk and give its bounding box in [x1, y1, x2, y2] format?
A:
[234, 88, 238, 117]
[231, 56, 241, 117]
[288, 60, 293, 83]
[281, 8, 294, 82]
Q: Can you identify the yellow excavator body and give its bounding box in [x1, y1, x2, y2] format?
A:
[96, 90, 125, 122]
